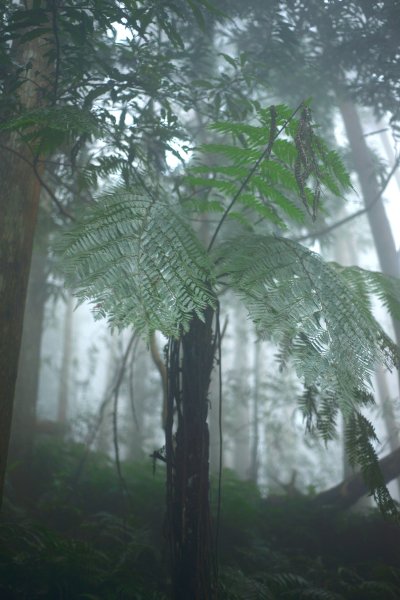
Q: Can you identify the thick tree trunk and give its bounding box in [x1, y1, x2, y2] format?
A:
[8, 239, 47, 488]
[0, 6, 52, 505]
[166, 309, 215, 600]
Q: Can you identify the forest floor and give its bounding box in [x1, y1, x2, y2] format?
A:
[1, 439, 400, 599]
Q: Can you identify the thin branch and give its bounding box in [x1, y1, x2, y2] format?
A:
[51, 0, 61, 105]
[294, 155, 400, 243]
[364, 127, 389, 138]
[111, 332, 137, 492]
[0, 142, 75, 220]
[33, 162, 76, 220]
[70, 331, 137, 490]
[128, 337, 141, 430]
[207, 103, 304, 252]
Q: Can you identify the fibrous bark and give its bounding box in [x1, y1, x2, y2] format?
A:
[166, 309, 216, 600]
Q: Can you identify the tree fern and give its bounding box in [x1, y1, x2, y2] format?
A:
[59, 103, 400, 516]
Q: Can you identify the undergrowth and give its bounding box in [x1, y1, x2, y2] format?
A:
[2, 439, 400, 599]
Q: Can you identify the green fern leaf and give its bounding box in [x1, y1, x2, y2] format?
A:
[187, 104, 351, 231]
[58, 187, 216, 337]
[216, 234, 397, 411]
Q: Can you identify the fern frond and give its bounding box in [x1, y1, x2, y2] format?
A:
[186, 104, 351, 231]
[345, 412, 398, 517]
[334, 264, 400, 325]
[217, 234, 396, 402]
[216, 233, 399, 515]
[0, 106, 103, 154]
[58, 187, 216, 337]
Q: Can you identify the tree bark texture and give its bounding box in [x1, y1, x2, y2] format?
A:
[166, 309, 216, 600]
[8, 240, 47, 485]
[0, 3, 52, 506]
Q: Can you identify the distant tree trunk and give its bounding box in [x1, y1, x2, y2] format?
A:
[166, 309, 215, 600]
[375, 367, 400, 498]
[209, 367, 223, 475]
[249, 339, 261, 484]
[233, 306, 251, 480]
[339, 100, 400, 494]
[8, 238, 47, 492]
[378, 120, 400, 191]
[339, 101, 400, 334]
[0, 5, 52, 506]
[57, 293, 74, 424]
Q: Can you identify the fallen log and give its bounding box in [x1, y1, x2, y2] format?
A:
[313, 446, 400, 510]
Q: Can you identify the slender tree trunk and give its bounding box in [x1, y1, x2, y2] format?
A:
[375, 367, 400, 498]
[209, 367, 223, 475]
[233, 306, 250, 480]
[166, 309, 215, 600]
[378, 121, 400, 191]
[57, 292, 74, 424]
[249, 339, 261, 484]
[0, 5, 52, 506]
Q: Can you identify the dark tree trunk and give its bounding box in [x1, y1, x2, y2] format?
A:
[8, 240, 47, 493]
[0, 147, 44, 505]
[166, 309, 216, 600]
[0, 2, 52, 507]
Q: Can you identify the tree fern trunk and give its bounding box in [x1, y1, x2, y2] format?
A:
[166, 308, 215, 600]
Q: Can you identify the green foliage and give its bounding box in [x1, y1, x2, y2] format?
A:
[4, 442, 400, 599]
[0, 106, 103, 155]
[59, 188, 215, 337]
[217, 235, 397, 412]
[344, 413, 397, 517]
[334, 264, 400, 325]
[186, 104, 351, 229]
[58, 103, 400, 513]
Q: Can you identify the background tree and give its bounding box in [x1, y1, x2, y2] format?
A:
[0, 0, 221, 504]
